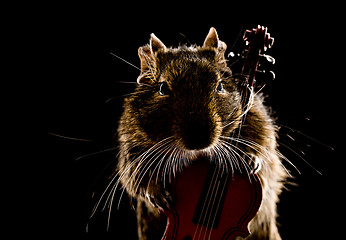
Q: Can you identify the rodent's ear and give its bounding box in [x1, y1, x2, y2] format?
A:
[150, 33, 166, 53]
[138, 45, 153, 71]
[137, 33, 167, 84]
[203, 27, 227, 55]
[203, 27, 219, 48]
[137, 45, 153, 84]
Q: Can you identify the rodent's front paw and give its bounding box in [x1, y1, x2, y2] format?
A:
[145, 189, 173, 210]
[250, 156, 262, 174]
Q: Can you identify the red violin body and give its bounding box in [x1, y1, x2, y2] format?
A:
[161, 160, 262, 240]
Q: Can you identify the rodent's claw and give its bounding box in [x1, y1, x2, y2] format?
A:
[158, 190, 174, 210]
[145, 190, 173, 210]
[146, 195, 159, 209]
[250, 156, 262, 174]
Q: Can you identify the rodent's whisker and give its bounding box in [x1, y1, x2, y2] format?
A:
[90, 137, 175, 220]
[212, 141, 232, 173]
[88, 158, 140, 230]
[89, 172, 118, 218]
[116, 80, 153, 88]
[143, 141, 176, 191]
[221, 136, 295, 177]
[75, 147, 116, 161]
[110, 52, 141, 71]
[276, 136, 322, 176]
[231, 73, 251, 79]
[142, 54, 157, 82]
[105, 90, 152, 103]
[116, 81, 138, 85]
[277, 123, 334, 151]
[218, 140, 255, 178]
[155, 142, 177, 184]
[163, 142, 182, 186]
[132, 138, 175, 194]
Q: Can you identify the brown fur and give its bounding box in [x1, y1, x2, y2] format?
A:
[117, 27, 287, 240]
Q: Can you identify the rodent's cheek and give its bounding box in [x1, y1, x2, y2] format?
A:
[213, 114, 223, 139]
[214, 91, 243, 126]
[155, 93, 170, 99]
[170, 119, 183, 141]
[136, 100, 175, 140]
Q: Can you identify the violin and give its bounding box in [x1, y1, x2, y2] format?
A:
[161, 25, 274, 240]
[241, 25, 274, 87]
[161, 160, 262, 240]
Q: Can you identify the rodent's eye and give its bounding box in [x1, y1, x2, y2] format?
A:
[159, 82, 171, 96]
[216, 81, 224, 93]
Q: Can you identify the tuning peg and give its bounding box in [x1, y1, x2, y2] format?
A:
[255, 69, 276, 81]
[260, 54, 275, 65]
[228, 51, 241, 58]
[269, 70, 275, 80]
[264, 33, 274, 51]
[243, 25, 274, 52]
[243, 28, 254, 45]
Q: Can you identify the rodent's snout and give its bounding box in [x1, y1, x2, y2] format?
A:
[182, 122, 213, 150]
[177, 113, 220, 151]
[173, 91, 222, 151]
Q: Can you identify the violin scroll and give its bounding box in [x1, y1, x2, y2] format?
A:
[243, 25, 274, 51]
[230, 25, 276, 86]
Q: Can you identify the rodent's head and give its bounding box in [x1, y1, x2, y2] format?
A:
[122, 27, 245, 157]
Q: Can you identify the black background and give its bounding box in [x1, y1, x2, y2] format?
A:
[46, 12, 343, 240]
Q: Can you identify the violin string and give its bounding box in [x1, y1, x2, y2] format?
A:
[206, 121, 246, 240]
[205, 143, 233, 240]
[204, 172, 222, 240]
[192, 163, 219, 240]
[204, 138, 238, 240]
[193, 143, 232, 239]
[205, 147, 232, 240]
[193, 165, 217, 240]
[201, 166, 222, 240]
[207, 168, 229, 240]
[194, 136, 243, 239]
[203, 162, 229, 240]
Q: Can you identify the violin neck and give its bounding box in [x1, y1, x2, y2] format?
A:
[241, 46, 262, 86]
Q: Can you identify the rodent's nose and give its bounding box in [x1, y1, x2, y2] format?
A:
[181, 121, 214, 150]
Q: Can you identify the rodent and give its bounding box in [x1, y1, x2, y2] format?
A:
[117, 27, 287, 240]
